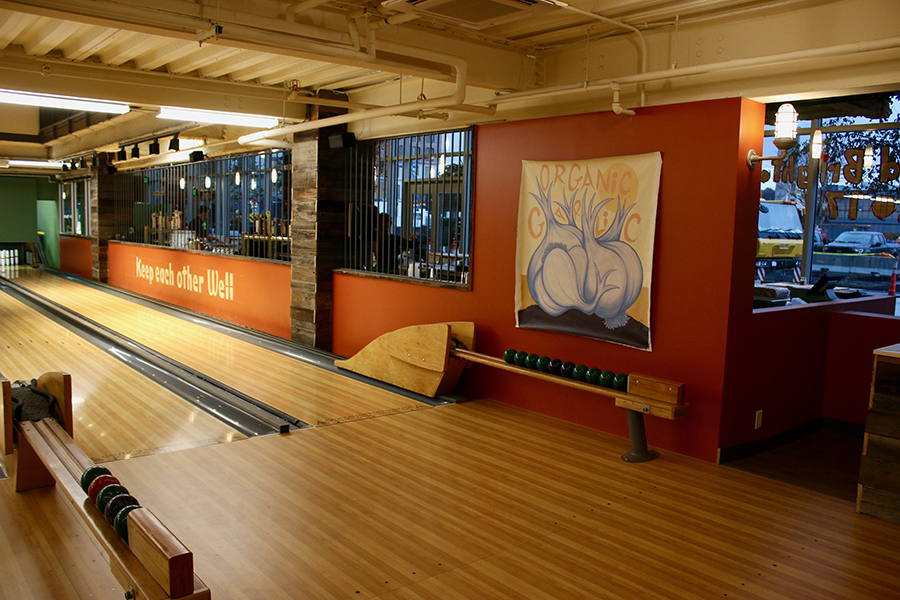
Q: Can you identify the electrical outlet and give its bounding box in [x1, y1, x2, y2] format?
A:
[755, 410, 763, 429]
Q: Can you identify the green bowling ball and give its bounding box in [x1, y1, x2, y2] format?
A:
[586, 367, 601, 384]
[573, 364, 588, 381]
[80, 465, 111, 493]
[599, 370, 615, 388]
[537, 356, 551, 372]
[114, 504, 141, 544]
[96, 484, 129, 514]
[525, 353, 539, 369]
[613, 373, 629, 391]
[503, 348, 517, 364]
[514, 350, 528, 366]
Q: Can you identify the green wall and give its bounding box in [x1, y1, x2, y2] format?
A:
[0, 175, 57, 243]
[37, 199, 60, 268]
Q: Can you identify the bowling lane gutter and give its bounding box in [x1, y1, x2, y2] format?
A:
[40, 267, 454, 407]
[0, 279, 307, 437]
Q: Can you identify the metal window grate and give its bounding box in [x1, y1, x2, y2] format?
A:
[111, 149, 291, 261]
[343, 127, 474, 285]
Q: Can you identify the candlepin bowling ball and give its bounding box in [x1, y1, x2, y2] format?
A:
[573, 364, 588, 381]
[503, 349, 517, 364]
[97, 484, 129, 514]
[87, 475, 120, 504]
[561, 361, 576, 378]
[613, 373, 629, 391]
[599, 370, 615, 388]
[114, 505, 141, 544]
[105, 494, 140, 526]
[80, 465, 111, 493]
[586, 367, 601, 384]
[537, 356, 551, 372]
[525, 353, 539, 369]
[548, 358, 563, 375]
[514, 351, 528, 366]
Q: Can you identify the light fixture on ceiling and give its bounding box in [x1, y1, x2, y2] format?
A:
[117, 147, 127, 162]
[6, 160, 65, 169]
[131, 145, 140, 159]
[0, 89, 130, 114]
[149, 139, 160, 155]
[157, 106, 279, 129]
[747, 103, 799, 169]
[79, 157, 88, 169]
[169, 134, 180, 152]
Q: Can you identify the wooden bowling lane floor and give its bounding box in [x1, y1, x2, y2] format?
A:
[4, 399, 899, 600]
[7, 268, 432, 426]
[0, 288, 245, 463]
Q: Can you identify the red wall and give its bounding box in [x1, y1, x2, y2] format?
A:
[59, 234, 92, 279]
[108, 242, 291, 338]
[333, 98, 762, 462]
[823, 308, 900, 424]
[719, 296, 896, 450]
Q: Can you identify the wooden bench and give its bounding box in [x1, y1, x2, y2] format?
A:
[1, 372, 210, 600]
[335, 322, 688, 462]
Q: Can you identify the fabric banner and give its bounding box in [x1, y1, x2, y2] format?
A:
[515, 153, 662, 351]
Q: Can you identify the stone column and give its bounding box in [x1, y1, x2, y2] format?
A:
[290, 123, 349, 351]
[90, 154, 116, 282]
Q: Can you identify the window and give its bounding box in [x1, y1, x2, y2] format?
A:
[757, 94, 900, 293]
[343, 128, 474, 286]
[59, 178, 90, 235]
[111, 149, 291, 261]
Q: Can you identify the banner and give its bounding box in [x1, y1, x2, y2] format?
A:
[515, 153, 662, 350]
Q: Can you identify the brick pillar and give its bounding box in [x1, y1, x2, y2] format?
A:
[290, 124, 348, 351]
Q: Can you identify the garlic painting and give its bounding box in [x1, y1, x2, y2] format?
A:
[516, 154, 662, 351]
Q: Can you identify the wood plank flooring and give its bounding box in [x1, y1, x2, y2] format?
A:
[6, 268, 429, 427]
[0, 287, 244, 463]
[2, 267, 899, 599]
[3, 399, 900, 600]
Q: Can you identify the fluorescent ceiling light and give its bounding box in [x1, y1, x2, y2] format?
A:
[0, 89, 130, 114]
[157, 106, 278, 128]
[7, 159, 64, 168]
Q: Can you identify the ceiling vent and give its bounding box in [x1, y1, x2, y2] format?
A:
[382, 0, 549, 29]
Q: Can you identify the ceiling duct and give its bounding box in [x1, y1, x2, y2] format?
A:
[381, 0, 549, 29]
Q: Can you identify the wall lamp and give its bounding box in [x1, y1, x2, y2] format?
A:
[747, 103, 799, 169]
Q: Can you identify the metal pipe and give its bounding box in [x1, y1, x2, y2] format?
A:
[238, 46, 468, 145]
[284, 0, 333, 20]
[486, 35, 900, 106]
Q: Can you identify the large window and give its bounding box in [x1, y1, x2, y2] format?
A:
[60, 178, 89, 235]
[757, 94, 900, 292]
[343, 128, 474, 287]
[111, 149, 291, 261]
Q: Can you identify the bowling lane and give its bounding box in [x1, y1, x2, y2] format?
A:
[0, 287, 245, 462]
[7, 268, 432, 426]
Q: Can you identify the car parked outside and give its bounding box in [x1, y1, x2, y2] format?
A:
[823, 231, 900, 256]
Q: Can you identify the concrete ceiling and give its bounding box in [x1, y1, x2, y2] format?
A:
[0, 0, 898, 171]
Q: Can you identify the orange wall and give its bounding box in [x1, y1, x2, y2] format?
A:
[59, 235, 92, 279]
[108, 242, 291, 338]
[333, 98, 762, 462]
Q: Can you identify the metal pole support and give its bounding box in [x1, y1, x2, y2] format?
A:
[622, 409, 659, 462]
